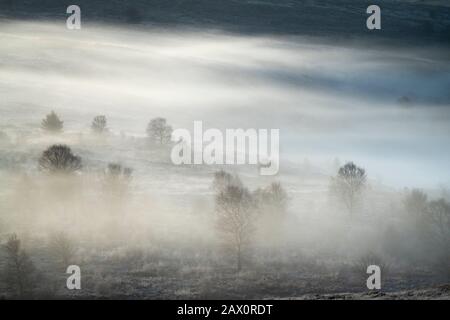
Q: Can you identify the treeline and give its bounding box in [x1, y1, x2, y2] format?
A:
[38, 110, 173, 145]
[1, 111, 449, 298]
[212, 163, 450, 275]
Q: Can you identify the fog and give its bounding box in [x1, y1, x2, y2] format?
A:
[2, 21, 450, 186]
[0, 20, 449, 298]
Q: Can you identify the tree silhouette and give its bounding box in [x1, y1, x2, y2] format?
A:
[38, 145, 82, 174]
[102, 162, 133, 198]
[146, 117, 173, 145]
[331, 162, 366, 216]
[254, 182, 288, 214]
[403, 189, 429, 231]
[253, 182, 288, 248]
[41, 111, 63, 133]
[427, 198, 450, 243]
[404, 189, 428, 217]
[427, 198, 450, 280]
[100, 163, 133, 229]
[91, 115, 108, 134]
[215, 177, 254, 272]
[212, 170, 242, 193]
[105, 162, 132, 179]
[3, 234, 37, 298]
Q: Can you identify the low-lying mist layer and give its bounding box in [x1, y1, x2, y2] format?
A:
[0, 21, 449, 299]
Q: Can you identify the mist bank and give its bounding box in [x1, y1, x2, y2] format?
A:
[1, 21, 450, 187]
[0, 133, 449, 298]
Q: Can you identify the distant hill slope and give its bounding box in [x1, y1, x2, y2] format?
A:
[1, 0, 449, 46]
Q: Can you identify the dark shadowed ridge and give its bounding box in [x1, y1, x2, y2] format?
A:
[0, 0, 449, 47]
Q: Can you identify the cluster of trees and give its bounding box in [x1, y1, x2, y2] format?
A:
[37, 144, 133, 203]
[404, 189, 450, 244]
[212, 170, 287, 272]
[329, 162, 449, 278]
[331, 162, 450, 240]
[26, 127, 450, 277]
[2, 112, 449, 283]
[212, 162, 366, 272]
[1, 231, 77, 298]
[212, 161, 449, 275]
[401, 188, 450, 278]
[1, 124, 138, 296]
[40, 111, 173, 145]
[35, 143, 134, 240]
[2, 234, 37, 298]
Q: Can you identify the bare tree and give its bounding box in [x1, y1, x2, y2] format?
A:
[146, 117, 173, 145]
[331, 162, 366, 216]
[354, 251, 390, 279]
[254, 182, 288, 214]
[403, 189, 428, 229]
[100, 163, 133, 235]
[426, 198, 450, 280]
[102, 162, 133, 197]
[41, 111, 63, 133]
[38, 145, 82, 174]
[215, 179, 254, 272]
[212, 170, 242, 193]
[91, 115, 108, 134]
[2, 234, 37, 298]
[253, 182, 288, 248]
[427, 198, 450, 243]
[404, 189, 428, 216]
